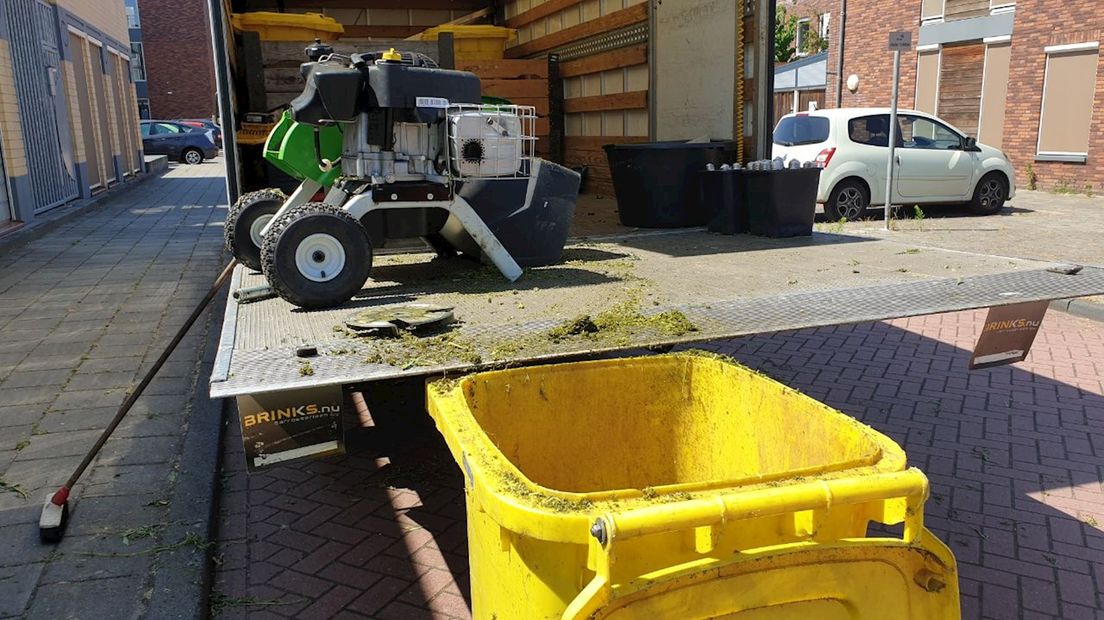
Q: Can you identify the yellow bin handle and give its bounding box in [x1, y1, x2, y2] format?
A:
[562, 468, 931, 620]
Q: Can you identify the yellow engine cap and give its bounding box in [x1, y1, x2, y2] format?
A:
[382, 48, 402, 61]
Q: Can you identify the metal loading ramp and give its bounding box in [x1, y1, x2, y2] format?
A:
[209, 229, 1104, 398]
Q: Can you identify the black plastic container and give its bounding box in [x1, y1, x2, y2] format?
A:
[744, 168, 821, 238]
[604, 141, 736, 228]
[442, 159, 581, 267]
[702, 169, 749, 234]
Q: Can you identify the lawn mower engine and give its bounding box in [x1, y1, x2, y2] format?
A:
[257, 48, 580, 309]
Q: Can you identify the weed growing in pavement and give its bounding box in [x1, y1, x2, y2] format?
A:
[14, 439, 28, 451]
[829, 217, 847, 234]
[208, 592, 306, 615]
[1081, 514, 1099, 527]
[0, 479, 28, 499]
[121, 523, 168, 545]
[912, 205, 925, 231]
[896, 248, 921, 255]
[298, 361, 314, 377]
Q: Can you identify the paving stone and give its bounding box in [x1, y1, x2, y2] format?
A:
[0, 561, 45, 617]
[23, 576, 147, 620]
[11, 430, 102, 461]
[0, 404, 48, 428]
[0, 369, 73, 389]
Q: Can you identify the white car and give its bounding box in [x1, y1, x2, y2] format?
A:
[772, 108, 1016, 220]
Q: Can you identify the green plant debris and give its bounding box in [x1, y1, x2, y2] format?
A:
[209, 592, 306, 615]
[122, 523, 167, 546]
[79, 531, 213, 559]
[547, 315, 599, 341]
[497, 470, 593, 513]
[0, 479, 28, 499]
[361, 330, 482, 369]
[298, 361, 314, 377]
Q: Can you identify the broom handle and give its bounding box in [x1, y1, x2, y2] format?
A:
[53, 260, 237, 502]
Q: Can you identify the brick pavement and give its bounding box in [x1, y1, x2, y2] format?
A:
[0, 162, 228, 619]
[211, 308, 1104, 618]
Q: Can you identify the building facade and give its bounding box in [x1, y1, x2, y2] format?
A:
[0, 0, 144, 229]
[124, 0, 150, 118]
[785, 0, 1103, 190]
[135, 0, 216, 120]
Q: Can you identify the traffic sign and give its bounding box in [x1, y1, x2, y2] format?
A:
[888, 31, 913, 51]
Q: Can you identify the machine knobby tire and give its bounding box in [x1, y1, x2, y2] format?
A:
[224, 188, 286, 271]
[260, 202, 373, 309]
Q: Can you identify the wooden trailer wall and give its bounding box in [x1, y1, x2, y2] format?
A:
[502, 0, 650, 195]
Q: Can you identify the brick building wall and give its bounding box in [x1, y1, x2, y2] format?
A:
[835, 0, 920, 109]
[137, 0, 216, 119]
[1001, 0, 1104, 191]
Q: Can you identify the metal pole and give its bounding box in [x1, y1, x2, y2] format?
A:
[206, 0, 241, 204]
[884, 48, 900, 231]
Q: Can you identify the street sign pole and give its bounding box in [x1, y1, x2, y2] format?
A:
[884, 31, 911, 231]
[884, 49, 900, 230]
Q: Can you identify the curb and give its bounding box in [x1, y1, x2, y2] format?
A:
[0, 166, 167, 256]
[1050, 298, 1104, 323]
[145, 277, 229, 620]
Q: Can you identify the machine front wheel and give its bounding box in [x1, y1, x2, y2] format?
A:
[225, 188, 286, 271]
[261, 202, 373, 309]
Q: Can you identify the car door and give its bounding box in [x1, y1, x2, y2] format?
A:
[140, 122, 165, 155]
[844, 114, 893, 204]
[894, 115, 975, 200]
[153, 122, 186, 158]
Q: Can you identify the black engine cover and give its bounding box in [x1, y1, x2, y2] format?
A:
[290, 55, 481, 126]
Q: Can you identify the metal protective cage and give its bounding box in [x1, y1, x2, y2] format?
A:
[446, 104, 538, 181]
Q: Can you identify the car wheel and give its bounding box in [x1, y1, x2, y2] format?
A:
[825, 179, 869, 221]
[181, 148, 204, 165]
[261, 203, 373, 309]
[969, 173, 1008, 215]
[224, 188, 286, 272]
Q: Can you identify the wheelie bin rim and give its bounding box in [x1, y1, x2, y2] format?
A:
[603, 140, 736, 151]
[425, 352, 911, 545]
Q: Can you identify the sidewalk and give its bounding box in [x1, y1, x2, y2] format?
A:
[0, 163, 229, 619]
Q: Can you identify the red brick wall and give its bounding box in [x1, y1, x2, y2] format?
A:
[836, 0, 920, 109]
[137, 0, 217, 120]
[1001, 1, 1104, 191]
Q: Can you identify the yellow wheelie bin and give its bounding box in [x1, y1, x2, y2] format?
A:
[425, 353, 959, 619]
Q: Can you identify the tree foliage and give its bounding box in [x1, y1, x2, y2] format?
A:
[775, 5, 798, 63]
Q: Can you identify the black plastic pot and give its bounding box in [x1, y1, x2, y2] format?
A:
[604, 141, 736, 228]
[702, 169, 749, 234]
[744, 168, 821, 238]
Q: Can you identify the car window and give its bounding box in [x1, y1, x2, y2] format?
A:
[773, 115, 830, 146]
[140, 123, 153, 137]
[154, 123, 182, 135]
[848, 115, 892, 147]
[898, 115, 963, 150]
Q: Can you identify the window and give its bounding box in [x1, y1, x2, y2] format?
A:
[848, 115, 891, 147]
[820, 13, 830, 40]
[898, 115, 963, 150]
[921, 0, 944, 20]
[796, 19, 810, 57]
[140, 122, 152, 137]
[130, 42, 145, 81]
[153, 123, 183, 135]
[124, 3, 140, 28]
[1037, 45, 1099, 162]
[774, 115, 830, 146]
